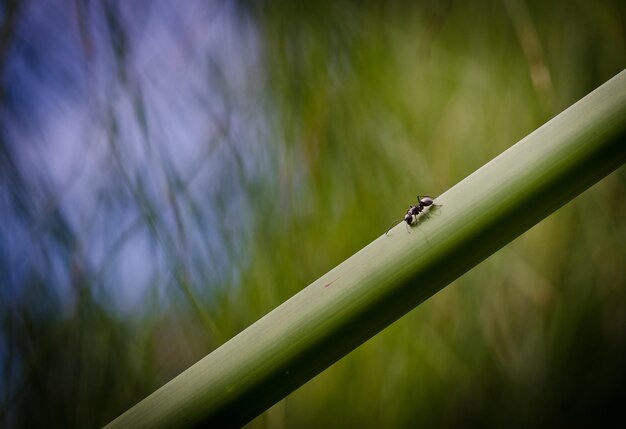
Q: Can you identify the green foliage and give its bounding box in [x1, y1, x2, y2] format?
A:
[108, 69, 626, 428]
[3, 1, 626, 428]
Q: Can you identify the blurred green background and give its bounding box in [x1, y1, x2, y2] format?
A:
[1, 0, 626, 427]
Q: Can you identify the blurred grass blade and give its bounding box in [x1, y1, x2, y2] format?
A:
[106, 70, 626, 428]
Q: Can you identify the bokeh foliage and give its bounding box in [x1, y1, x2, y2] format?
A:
[1, 1, 626, 427]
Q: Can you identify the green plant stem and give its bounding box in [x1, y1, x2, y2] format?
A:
[106, 69, 626, 428]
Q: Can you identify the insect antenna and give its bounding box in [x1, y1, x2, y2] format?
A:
[385, 219, 404, 235]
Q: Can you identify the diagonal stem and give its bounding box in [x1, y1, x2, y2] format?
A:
[106, 69, 626, 429]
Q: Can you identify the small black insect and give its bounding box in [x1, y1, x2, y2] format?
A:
[386, 195, 437, 234]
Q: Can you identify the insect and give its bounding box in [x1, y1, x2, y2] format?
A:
[386, 195, 437, 235]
